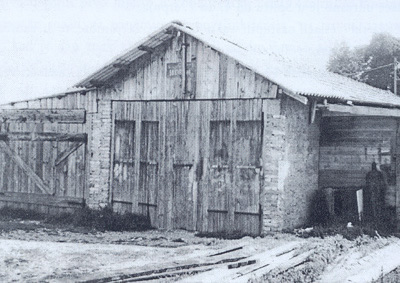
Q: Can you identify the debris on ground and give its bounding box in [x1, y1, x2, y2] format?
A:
[1, 218, 400, 282]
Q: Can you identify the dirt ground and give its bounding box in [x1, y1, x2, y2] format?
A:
[0, 220, 298, 282]
[1, 220, 400, 282]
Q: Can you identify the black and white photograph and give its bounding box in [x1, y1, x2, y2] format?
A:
[1, 0, 400, 282]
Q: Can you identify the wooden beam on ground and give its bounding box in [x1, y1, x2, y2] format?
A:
[0, 109, 86, 123]
[319, 104, 400, 117]
[0, 132, 87, 142]
[228, 260, 257, 269]
[0, 141, 52, 194]
[82, 257, 246, 283]
[55, 142, 84, 166]
[209, 246, 243, 257]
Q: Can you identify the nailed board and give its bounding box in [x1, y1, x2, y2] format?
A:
[0, 109, 86, 123]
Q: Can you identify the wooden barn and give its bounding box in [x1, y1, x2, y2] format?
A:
[2, 21, 400, 234]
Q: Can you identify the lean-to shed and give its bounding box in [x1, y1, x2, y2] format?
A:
[2, 21, 400, 234]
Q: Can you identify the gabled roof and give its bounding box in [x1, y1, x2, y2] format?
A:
[75, 21, 400, 108]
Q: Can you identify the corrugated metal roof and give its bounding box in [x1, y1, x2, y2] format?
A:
[75, 21, 400, 107]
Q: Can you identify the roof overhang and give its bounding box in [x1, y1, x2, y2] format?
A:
[70, 21, 400, 109]
[74, 22, 180, 88]
[318, 104, 400, 118]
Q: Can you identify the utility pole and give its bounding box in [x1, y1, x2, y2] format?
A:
[395, 57, 398, 96]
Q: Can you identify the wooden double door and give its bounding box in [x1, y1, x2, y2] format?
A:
[112, 100, 263, 234]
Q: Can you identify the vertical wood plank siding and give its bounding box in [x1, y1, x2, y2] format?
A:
[112, 99, 264, 234]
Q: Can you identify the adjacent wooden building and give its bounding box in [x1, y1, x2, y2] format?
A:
[2, 22, 400, 234]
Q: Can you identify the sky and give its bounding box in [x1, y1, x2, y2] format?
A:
[1, 0, 400, 104]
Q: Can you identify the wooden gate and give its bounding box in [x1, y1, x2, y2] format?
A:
[112, 99, 263, 234]
[0, 109, 87, 212]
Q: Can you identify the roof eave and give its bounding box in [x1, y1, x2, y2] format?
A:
[74, 22, 179, 88]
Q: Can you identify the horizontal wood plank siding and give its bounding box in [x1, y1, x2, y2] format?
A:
[319, 116, 397, 206]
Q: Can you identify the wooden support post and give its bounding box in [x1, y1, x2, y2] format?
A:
[396, 120, 400, 230]
[310, 100, 317, 124]
[395, 57, 397, 96]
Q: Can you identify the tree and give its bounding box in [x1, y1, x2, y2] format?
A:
[327, 33, 400, 93]
[327, 42, 367, 82]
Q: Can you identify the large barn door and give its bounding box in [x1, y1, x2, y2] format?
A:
[111, 100, 263, 234]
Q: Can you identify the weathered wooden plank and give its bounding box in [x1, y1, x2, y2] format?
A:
[280, 88, 308, 105]
[138, 120, 159, 225]
[67, 141, 77, 197]
[0, 191, 84, 206]
[35, 124, 44, 193]
[15, 123, 23, 193]
[237, 65, 255, 98]
[0, 141, 51, 194]
[255, 74, 277, 98]
[0, 132, 87, 142]
[0, 109, 85, 123]
[320, 104, 400, 117]
[319, 169, 368, 187]
[112, 120, 135, 209]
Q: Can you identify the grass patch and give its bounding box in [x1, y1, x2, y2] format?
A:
[0, 206, 44, 221]
[195, 230, 256, 240]
[0, 206, 151, 232]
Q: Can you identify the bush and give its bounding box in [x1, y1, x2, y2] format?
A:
[0, 206, 45, 221]
[0, 206, 152, 232]
[48, 206, 152, 231]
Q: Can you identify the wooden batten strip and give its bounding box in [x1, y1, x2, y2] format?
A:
[0, 141, 52, 194]
[0, 109, 86, 124]
[54, 142, 84, 166]
[0, 132, 87, 142]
